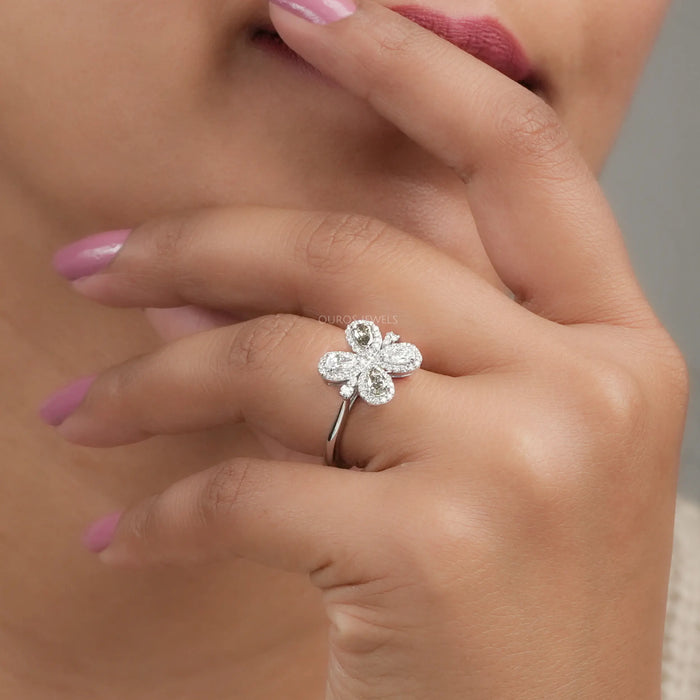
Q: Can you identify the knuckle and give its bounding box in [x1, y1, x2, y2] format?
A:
[625, 327, 690, 414]
[199, 459, 255, 527]
[149, 215, 197, 268]
[656, 336, 690, 400]
[222, 313, 302, 374]
[327, 607, 378, 659]
[669, 349, 691, 400]
[497, 420, 577, 515]
[405, 494, 511, 596]
[101, 353, 160, 436]
[407, 493, 485, 571]
[494, 96, 571, 166]
[102, 357, 143, 412]
[359, 20, 447, 111]
[326, 578, 440, 668]
[420, 498, 475, 551]
[124, 495, 161, 545]
[586, 362, 647, 433]
[499, 416, 550, 469]
[147, 212, 212, 299]
[373, 22, 420, 59]
[298, 212, 397, 277]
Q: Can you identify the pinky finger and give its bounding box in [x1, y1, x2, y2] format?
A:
[88, 457, 385, 585]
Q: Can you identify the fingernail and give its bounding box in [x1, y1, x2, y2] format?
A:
[39, 375, 96, 427]
[270, 0, 356, 25]
[53, 230, 131, 281]
[82, 512, 122, 553]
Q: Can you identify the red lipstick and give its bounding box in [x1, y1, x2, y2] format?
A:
[390, 6, 535, 85]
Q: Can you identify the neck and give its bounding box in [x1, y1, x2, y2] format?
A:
[0, 184, 327, 698]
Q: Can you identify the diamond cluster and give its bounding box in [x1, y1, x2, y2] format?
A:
[318, 320, 422, 405]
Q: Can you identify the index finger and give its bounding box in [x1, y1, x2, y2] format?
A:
[269, 0, 655, 327]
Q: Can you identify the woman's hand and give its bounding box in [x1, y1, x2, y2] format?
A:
[44, 2, 689, 698]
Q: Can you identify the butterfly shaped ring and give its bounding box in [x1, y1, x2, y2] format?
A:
[318, 319, 422, 467]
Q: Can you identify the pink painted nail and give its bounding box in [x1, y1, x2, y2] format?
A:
[39, 375, 96, 427]
[53, 230, 131, 281]
[82, 512, 122, 553]
[270, 0, 356, 25]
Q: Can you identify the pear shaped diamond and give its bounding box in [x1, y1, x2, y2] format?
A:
[318, 351, 360, 383]
[358, 366, 395, 405]
[346, 320, 382, 355]
[318, 320, 422, 405]
[378, 342, 423, 376]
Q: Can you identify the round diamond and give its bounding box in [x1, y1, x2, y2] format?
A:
[383, 331, 400, 346]
[339, 384, 355, 400]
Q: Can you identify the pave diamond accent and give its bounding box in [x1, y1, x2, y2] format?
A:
[382, 331, 400, 347]
[318, 320, 422, 405]
[339, 384, 356, 400]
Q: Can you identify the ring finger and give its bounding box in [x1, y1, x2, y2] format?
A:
[51, 313, 459, 468]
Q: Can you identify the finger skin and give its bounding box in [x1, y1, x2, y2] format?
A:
[72, 206, 536, 376]
[55, 313, 456, 469]
[143, 305, 241, 342]
[269, 0, 655, 326]
[98, 456, 389, 587]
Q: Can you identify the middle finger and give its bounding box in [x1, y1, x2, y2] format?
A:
[58, 206, 538, 377]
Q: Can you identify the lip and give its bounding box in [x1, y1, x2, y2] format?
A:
[251, 5, 540, 91]
[389, 6, 536, 86]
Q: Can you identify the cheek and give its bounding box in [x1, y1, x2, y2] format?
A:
[553, 0, 671, 170]
[0, 1, 253, 227]
[0, 0, 395, 229]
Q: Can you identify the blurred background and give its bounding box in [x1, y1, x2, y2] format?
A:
[600, 0, 699, 503]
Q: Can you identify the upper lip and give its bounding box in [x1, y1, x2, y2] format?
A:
[389, 5, 537, 87]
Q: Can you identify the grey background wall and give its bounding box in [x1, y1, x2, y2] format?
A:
[600, 0, 699, 503]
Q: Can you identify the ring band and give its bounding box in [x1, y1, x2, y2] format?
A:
[318, 319, 422, 468]
[324, 393, 358, 468]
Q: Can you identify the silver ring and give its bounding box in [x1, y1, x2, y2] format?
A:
[318, 319, 423, 468]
